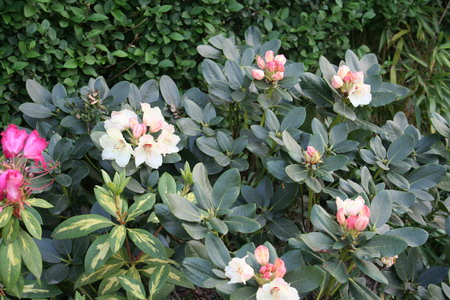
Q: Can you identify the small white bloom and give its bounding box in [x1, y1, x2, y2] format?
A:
[225, 256, 255, 284]
[99, 128, 134, 167]
[256, 278, 299, 300]
[104, 109, 138, 131]
[336, 196, 365, 216]
[141, 103, 165, 133]
[348, 83, 372, 107]
[134, 134, 163, 169]
[156, 124, 180, 155]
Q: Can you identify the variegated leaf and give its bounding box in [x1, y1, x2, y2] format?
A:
[27, 198, 53, 208]
[21, 209, 42, 239]
[98, 269, 126, 296]
[52, 214, 114, 239]
[95, 187, 119, 218]
[148, 265, 170, 297]
[18, 229, 42, 279]
[127, 228, 167, 260]
[2, 217, 19, 243]
[22, 280, 62, 298]
[166, 267, 195, 289]
[0, 206, 13, 227]
[85, 234, 113, 274]
[0, 239, 21, 287]
[109, 225, 126, 254]
[126, 193, 156, 221]
[75, 258, 125, 288]
[117, 275, 146, 300]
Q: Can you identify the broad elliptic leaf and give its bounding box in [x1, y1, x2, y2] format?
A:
[127, 228, 167, 260]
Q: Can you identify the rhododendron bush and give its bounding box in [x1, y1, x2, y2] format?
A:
[1, 26, 448, 299]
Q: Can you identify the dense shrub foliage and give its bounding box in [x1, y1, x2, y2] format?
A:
[1, 0, 448, 128]
[0, 25, 448, 299]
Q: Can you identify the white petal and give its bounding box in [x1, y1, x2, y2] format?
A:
[134, 146, 147, 167]
[145, 153, 163, 169]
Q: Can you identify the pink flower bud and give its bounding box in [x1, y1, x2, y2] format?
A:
[265, 50, 274, 62]
[360, 205, 371, 218]
[337, 65, 350, 79]
[276, 61, 285, 72]
[132, 123, 147, 139]
[252, 69, 265, 80]
[272, 72, 284, 81]
[306, 146, 317, 157]
[336, 208, 346, 226]
[263, 272, 272, 279]
[1, 124, 28, 158]
[260, 265, 268, 274]
[274, 54, 287, 65]
[255, 245, 270, 266]
[354, 215, 369, 231]
[257, 56, 266, 69]
[331, 75, 344, 89]
[346, 215, 358, 229]
[267, 61, 277, 72]
[343, 72, 357, 84]
[273, 258, 286, 278]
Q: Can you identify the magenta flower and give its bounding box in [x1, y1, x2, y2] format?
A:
[1, 169, 24, 203]
[1, 124, 28, 159]
[23, 130, 48, 168]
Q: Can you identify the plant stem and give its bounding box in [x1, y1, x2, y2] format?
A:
[307, 187, 314, 219]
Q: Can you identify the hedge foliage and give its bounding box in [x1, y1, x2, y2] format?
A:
[0, 0, 448, 128]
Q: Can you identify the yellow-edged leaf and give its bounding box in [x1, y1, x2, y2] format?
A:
[52, 214, 113, 239]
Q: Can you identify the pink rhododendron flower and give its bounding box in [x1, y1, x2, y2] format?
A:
[104, 109, 138, 131]
[141, 103, 165, 133]
[274, 54, 287, 65]
[156, 124, 180, 155]
[99, 128, 134, 168]
[348, 82, 372, 107]
[23, 130, 48, 167]
[129, 118, 147, 139]
[337, 65, 350, 79]
[1, 124, 28, 158]
[134, 134, 163, 169]
[332, 65, 372, 107]
[273, 258, 286, 278]
[252, 69, 265, 80]
[256, 278, 299, 300]
[336, 196, 371, 232]
[255, 245, 270, 266]
[225, 256, 255, 284]
[1, 169, 24, 203]
[267, 61, 277, 72]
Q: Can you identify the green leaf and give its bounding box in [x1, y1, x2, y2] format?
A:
[268, 217, 300, 241]
[127, 228, 167, 260]
[166, 194, 202, 222]
[182, 257, 215, 288]
[85, 234, 113, 274]
[212, 168, 241, 211]
[310, 205, 339, 240]
[370, 190, 392, 228]
[19, 103, 53, 118]
[18, 229, 42, 279]
[230, 286, 257, 300]
[127, 193, 156, 221]
[205, 233, 231, 269]
[148, 265, 170, 297]
[24, 4, 37, 17]
[95, 188, 118, 218]
[26, 79, 52, 104]
[387, 134, 415, 163]
[223, 216, 260, 233]
[3, 217, 19, 242]
[22, 209, 42, 239]
[27, 198, 53, 208]
[112, 50, 128, 58]
[88, 13, 109, 21]
[299, 73, 333, 107]
[322, 259, 349, 283]
[285, 164, 308, 182]
[384, 227, 428, 247]
[158, 5, 172, 13]
[349, 279, 379, 300]
[280, 107, 306, 131]
[285, 266, 325, 293]
[359, 235, 408, 258]
[22, 280, 62, 298]
[63, 59, 78, 69]
[75, 258, 125, 288]
[160, 75, 180, 106]
[158, 173, 177, 205]
[117, 275, 146, 299]
[0, 240, 21, 287]
[407, 164, 446, 189]
[353, 256, 388, 284]
[169, 32, 184, 41]
[52, 214, 114, 239]
[109, 225, 126, 254]
[321, 155, 349, 172]
[301, 232, 334, 252]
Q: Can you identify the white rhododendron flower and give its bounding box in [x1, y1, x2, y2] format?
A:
[256, 278, 299, 300]
[104, 109, 138, 131]
[99, 128, 134, 167]
[134, 134, 163, 169]
[225, 256, 255, 284]
[336, 196, 365, 216]
[141, 103, 165, 133]
[348, 82, 372, 107]
[157, 124, 180, 155]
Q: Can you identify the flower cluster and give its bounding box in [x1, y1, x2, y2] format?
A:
[336, 196, 371, 236]
[99, 103, 180, 169]
[381, 255, 398, 268]
[303, 146, 322, 166]
[225, 245, 299, 300]
[331, 65, 372, 107]
[0, 124, 51, 215]
[252, 51, 286, 82]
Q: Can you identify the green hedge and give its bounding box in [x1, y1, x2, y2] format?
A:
[0, 0, 448, 128]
